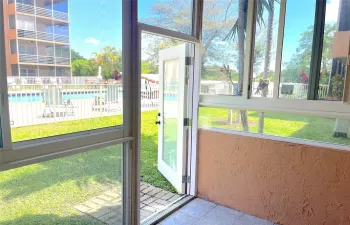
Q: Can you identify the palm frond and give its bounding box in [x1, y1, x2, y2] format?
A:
[224, 20, 239, 42]
[224, 0, 279, 42]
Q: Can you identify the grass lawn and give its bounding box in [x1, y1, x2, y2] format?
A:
[1, 110, 176, 225]
[199, 108, 350, 145]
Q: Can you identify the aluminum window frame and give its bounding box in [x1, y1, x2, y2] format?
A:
[137, 0, 203, 211]
[199, 0, 350, 119]
[0, 0, 131, 170]
[1, 0, 137, 224]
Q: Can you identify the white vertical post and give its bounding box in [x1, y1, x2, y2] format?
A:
[99, 84, 102, 116]
[242, 0, 257, 99]
[273, 0, 286, 99]
[53, 85, 56, 122]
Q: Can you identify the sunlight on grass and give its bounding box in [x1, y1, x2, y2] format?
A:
[11, 116, 123, 142]
[199, 108, 350, 145]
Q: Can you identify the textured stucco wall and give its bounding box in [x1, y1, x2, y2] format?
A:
[197, 129, 350, 225]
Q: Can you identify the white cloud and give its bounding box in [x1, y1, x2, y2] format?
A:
[84, 37, 100, 45]
[325, 0, 340, 22]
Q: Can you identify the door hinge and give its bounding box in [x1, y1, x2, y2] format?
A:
[184, 118, 192, 127]
[182, 175, 191, 183]
[186, 57, 194, 66]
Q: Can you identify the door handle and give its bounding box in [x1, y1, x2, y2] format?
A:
[155, 121, 161, 125]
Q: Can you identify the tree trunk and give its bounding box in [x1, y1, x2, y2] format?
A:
[238, 0, 249, 132]
[258, 0, 274, 134]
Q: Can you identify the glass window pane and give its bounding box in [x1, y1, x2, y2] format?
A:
[252, 0, 280, 98]
[199, 107, 350, 145]
[318, 0, 348, 101]
[3, 0, 124, 142]
[0, 144, 123, 224]
[138, 0, 193, 35]
[163, 58, 180, 170]
[279, 0, 317, 99]
[200, 0, 248, 96]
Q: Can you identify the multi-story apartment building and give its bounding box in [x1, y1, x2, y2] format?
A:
[3, 0, 71, 79]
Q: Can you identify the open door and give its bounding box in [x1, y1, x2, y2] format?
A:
[156, 44, 189, 193]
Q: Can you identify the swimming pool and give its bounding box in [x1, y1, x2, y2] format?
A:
[8, 92, 109, 103]
[8, 92, 177, 103]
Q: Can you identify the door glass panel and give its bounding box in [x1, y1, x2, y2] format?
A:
[163, 59, 180, 170]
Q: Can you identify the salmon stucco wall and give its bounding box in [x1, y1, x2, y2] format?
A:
[197, 129, 350, 225]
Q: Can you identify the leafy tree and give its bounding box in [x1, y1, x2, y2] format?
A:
[141, 61, 157, 74]
[143, 0, 237, 75]
[142, 33, 182, 70]
[281, 23, 336, 84]
[92, 46, 122, 79]
[72, 59, 98, 76]
[71, 49, 85, 62]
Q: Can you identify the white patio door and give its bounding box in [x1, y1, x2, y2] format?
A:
[157, 44, 189, 193]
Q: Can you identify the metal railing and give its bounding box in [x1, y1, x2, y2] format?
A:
[18, 54, 70, 65]
[19, 54, 38, 63]
[17, 29, 68, 44]
[15, 3, 69, 22]
[38, 55, 55, 64]
[16, 3, 35, 14]
[36, 7, 52, 18]
[36, 31, 54, 41]
[53, 10, 69, 21]
[55, 57, 70, 65]
[200, 81, 330, 100]
[17, 29, 36, 39]
[7, 84, 160, 128]
[54, 34, 70, 44]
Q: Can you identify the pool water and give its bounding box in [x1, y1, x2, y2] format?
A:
[8, 92, 177, 103]
[8, 92, 109, 103]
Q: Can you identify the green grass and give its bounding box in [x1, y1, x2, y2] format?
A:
[1, 110, 175, 225]
[199, 108, 350, 145]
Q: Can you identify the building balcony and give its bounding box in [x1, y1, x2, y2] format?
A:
[55, 57, 70, 65]
[16, 29, 70, 44]
[14, 54, 70, 66]
[15, 3, 69, 22]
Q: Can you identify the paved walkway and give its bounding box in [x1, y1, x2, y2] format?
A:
[74, 182, 181, 224]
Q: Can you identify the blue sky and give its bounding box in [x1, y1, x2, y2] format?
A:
[69, 0, 339, 62]
[69, 0, 156, 59]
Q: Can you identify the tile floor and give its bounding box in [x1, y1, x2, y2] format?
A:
[157, 198, 278, 225]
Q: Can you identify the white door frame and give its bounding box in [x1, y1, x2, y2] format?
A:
[139, 23, 201, 196]
[158, 43, 188, 193]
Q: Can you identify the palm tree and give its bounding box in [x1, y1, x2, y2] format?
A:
[225, 0, 278, 132]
